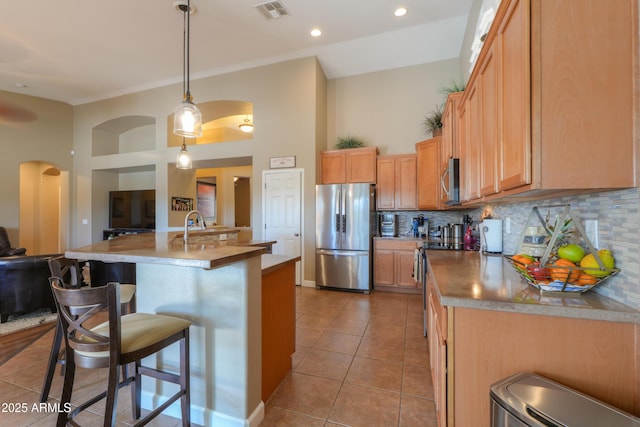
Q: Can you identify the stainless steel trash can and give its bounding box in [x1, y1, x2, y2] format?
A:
[490, 372, 640, 427]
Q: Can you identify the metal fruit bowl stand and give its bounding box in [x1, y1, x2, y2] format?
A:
[505, 204, 620, 294]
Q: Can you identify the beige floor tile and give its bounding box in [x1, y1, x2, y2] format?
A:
[313, 330, 362, 355]
[294, 348, 353, 381]
[402, 363, 434, 399]
[296, 314, 334, 330]
[399, 395, 437, 427]
[261, 405, 326, 426]
[328, 382, 401, 427]
[404, 338, 429, 367]
[345, 356, 403, 393]
[356, 334, 405, 362]
[296, 326, 324, 348]
[291, 345, 311, 370]
[326, 318, 369, 336]
[268, 372, 342, 419]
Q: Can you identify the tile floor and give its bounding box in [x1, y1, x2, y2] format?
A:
[0, 286, 436, 426]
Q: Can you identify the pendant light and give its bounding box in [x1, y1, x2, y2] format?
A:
[173, 0, 202, 138]
[176, 138, 193, 169]
[239, 116, 254, 133]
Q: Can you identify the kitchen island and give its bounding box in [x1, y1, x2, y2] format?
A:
[65, 232, 288, 427]
[425, 250, 640, 427]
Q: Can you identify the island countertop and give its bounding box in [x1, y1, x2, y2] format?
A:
[427, 250, 640, 323]
[65, 232, 266, 270]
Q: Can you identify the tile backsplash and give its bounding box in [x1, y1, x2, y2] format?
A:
[385, 188, 640, 310]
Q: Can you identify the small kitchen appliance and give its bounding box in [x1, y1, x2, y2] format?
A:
[480, 219, 503, 253]
[379, 213, 398, 237]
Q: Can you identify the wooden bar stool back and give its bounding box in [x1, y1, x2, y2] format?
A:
[49, 279, 191, 427]
[40, 256, 137, 403]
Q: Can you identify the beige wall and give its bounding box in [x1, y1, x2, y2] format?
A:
[327, 59, 461, 156]
[0, 90, 73, 249]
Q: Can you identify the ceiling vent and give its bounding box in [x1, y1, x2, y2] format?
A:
[254, 0, 290, 19]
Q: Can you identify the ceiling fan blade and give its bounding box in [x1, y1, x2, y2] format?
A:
[0, 101, 37, 123]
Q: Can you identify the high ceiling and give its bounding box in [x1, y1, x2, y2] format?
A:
[0, 0, 474, 105]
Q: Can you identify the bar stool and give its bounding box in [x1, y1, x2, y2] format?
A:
[49, 279, 191, 427]
[40, 256, 136, 403]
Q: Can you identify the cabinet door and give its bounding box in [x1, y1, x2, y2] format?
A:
[395, 155, 417, 210]
[498, 0, 531, 191]
[347, 148, 377, 183]
[461, 83, 481, 201]
[479, 41, 499, 197]
[376, 157, 396, 210]
[416, 138, 441, 210]
[373, 249, 395, 286]
[441, 93, 463, 207]
[320, 151, 346, 184]
[395, 250, 417, 288]
[428, 294, 447, 426]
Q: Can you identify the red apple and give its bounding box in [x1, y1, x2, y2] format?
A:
[527, 261, 550, 282]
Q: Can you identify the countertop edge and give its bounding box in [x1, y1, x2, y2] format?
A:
[440, 296, 640, 324]
[262, 254, 301, 276]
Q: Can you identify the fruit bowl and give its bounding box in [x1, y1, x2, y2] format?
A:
[505, 254, 620, 293]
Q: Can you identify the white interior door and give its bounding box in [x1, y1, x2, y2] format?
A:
[263, 169, 302, 284]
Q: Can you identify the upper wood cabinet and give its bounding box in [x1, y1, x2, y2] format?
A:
[440, 92, 464, 208]
[416, 137, 441, 210]
[320, 147, 378, 184]
[459, 0, 635, 204]
[376, 154, 417, 210]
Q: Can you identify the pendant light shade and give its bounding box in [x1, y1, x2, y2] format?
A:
[173, 0, 202, 138]
[174, 97, 202, 137]
[239, 117, 254, 133]
[176, 139, 193, 169]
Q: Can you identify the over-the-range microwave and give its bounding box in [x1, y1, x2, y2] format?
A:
[442, 158, 460, 206]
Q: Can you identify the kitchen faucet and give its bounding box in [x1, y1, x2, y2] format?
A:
[184, 210, 205, 243]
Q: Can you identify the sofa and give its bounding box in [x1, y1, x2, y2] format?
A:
[0, 254, 62, 323]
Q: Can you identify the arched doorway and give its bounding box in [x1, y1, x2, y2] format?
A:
[19, 161, 69, 254]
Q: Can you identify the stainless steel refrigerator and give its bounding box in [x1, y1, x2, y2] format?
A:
[315, 183, 376, 293]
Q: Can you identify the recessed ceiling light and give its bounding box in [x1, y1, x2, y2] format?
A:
[394, 7, 408, 17]
[310, 28, 322, 37]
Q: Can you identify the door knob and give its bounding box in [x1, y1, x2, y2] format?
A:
[294, 233, 300, 236]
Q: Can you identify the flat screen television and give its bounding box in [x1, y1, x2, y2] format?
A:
[109, 189, 155, 229]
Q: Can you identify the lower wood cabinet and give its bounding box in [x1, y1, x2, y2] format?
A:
[373, 239, 419, 291]
[262, 261, 296, 401]
[426, 267, 448, 427]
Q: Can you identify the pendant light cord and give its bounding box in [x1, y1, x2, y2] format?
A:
[185, 0, 191, 100]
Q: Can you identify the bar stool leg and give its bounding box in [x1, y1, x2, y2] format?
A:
[40, 318, 64, 403]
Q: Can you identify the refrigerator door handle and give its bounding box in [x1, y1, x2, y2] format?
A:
[342, 214, 346, 233]
[316, 249, 367, 257]
[335, 213, 341, 233]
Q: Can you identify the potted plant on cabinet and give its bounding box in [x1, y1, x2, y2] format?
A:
[422, 104, 443, 137]
[335, 135, 365, 149]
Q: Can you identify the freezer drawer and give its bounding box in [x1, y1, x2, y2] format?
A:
[316, 250, 371, 292]
[490, 372, 640, 427]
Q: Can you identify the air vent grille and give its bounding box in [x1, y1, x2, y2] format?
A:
[254, 0, 289, 19]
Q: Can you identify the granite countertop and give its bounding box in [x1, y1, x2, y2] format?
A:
[427, 250, 640, 324]
[65, 232, 266, 270]
[261, 254, 301, 276]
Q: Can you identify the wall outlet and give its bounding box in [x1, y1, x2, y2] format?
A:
[584, 219, 599, 249]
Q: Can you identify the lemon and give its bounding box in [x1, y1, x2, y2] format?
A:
[557, 244, 585, 263]
[580, 250, 615, 278]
